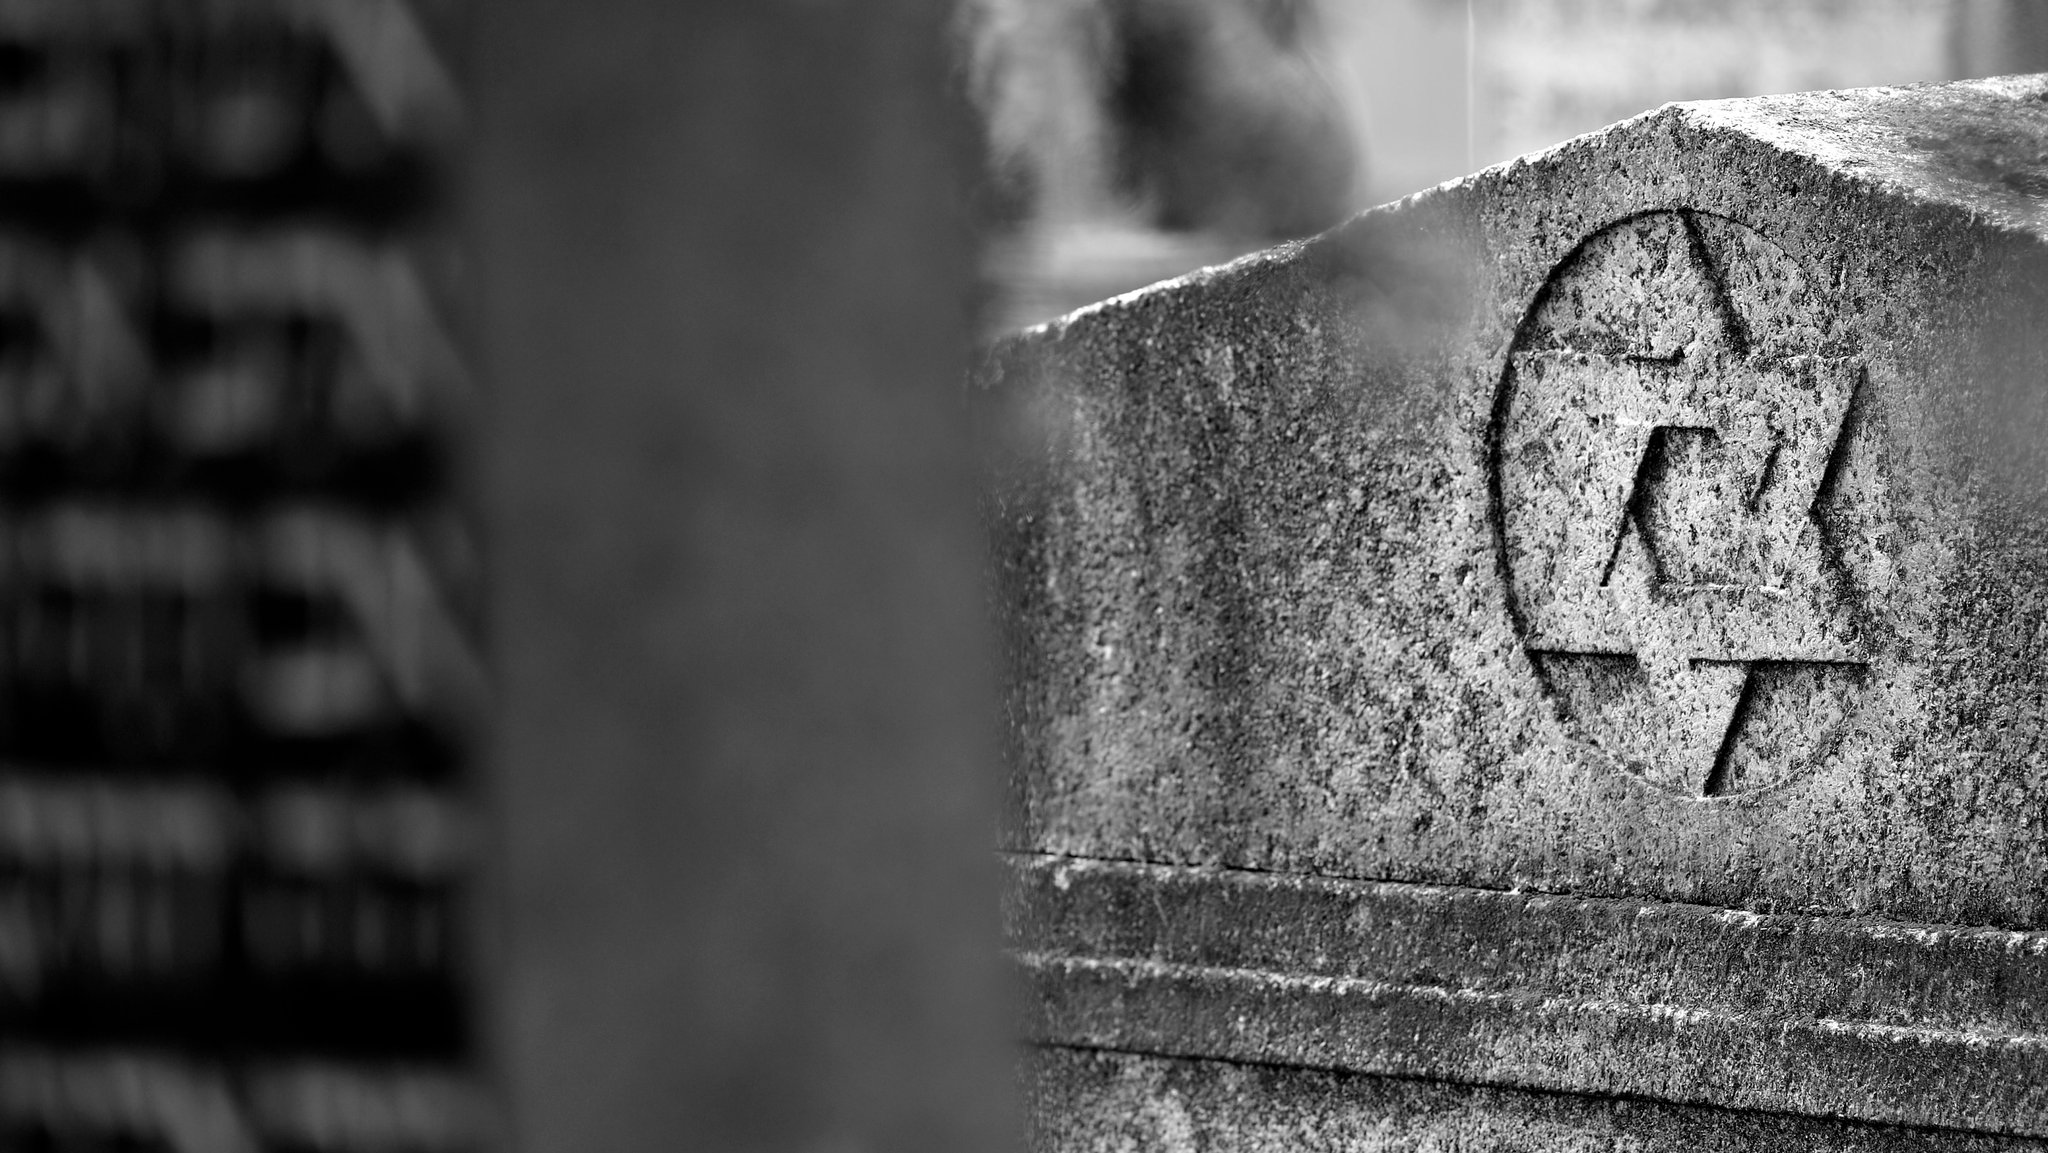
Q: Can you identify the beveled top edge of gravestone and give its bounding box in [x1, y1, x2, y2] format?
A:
[1003, 237, 1312, 342]
[1667, 72, 2048, 237]
[990, 72, 2048, 348]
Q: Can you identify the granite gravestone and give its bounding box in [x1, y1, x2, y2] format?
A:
[989, 75, 2048, 1149]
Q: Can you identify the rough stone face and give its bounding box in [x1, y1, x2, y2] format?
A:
[1498, 210, 1872, 799]
[1026, 1048, 2046, 1153]
[984, 75, 2048, 1145]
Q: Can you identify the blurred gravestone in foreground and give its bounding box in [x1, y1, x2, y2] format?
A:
[473, 4, 1012, 1153]
[0, 3, 487, 1151]
[0, 3, 1015, 1152]
[990, 74, 2048, 1149]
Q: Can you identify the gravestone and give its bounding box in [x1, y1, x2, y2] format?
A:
[473, 3, 1013, 1153]
[988, 75, 2048, 1148]
[0, 4, 488, 1152]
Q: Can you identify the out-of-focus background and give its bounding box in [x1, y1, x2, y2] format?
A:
[972, 0, 2048, 333]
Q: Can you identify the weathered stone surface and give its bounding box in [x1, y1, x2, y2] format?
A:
[1027, 1048, 2048, 1152]
[986, 75, 2048, 1142]
[1010, 853, 2048, 1131]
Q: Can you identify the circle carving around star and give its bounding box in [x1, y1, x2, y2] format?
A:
[1490, 210, 1888, 799]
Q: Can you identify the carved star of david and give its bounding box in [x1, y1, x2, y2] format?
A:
[1495, 213, 1870, 797]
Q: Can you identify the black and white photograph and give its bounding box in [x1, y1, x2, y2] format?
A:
[0, 2, 2046, 1150]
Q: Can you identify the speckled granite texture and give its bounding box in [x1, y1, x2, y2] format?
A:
[1026, 1048, 2047, 1152]
[985, 75, 2048, 1145]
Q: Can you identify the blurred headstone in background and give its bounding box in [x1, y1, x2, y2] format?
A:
[0, 2, 488, 1151]
[978, 0, 2048, 334]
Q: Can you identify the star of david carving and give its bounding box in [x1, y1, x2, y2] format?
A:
[1493, 211, 1872, 797]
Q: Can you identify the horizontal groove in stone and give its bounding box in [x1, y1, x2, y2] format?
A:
[1008, 853, 2048, 1134]
[1028, 1045, 2048, 1153]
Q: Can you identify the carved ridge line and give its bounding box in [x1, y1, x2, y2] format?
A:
[1677, 208, 1752, 356]
[1020, 951, 2048, 1050]
[1019, 952, 2048, 1134]
[1701, 662, 1759, 797]
[1006, 853, 2048, 1132]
